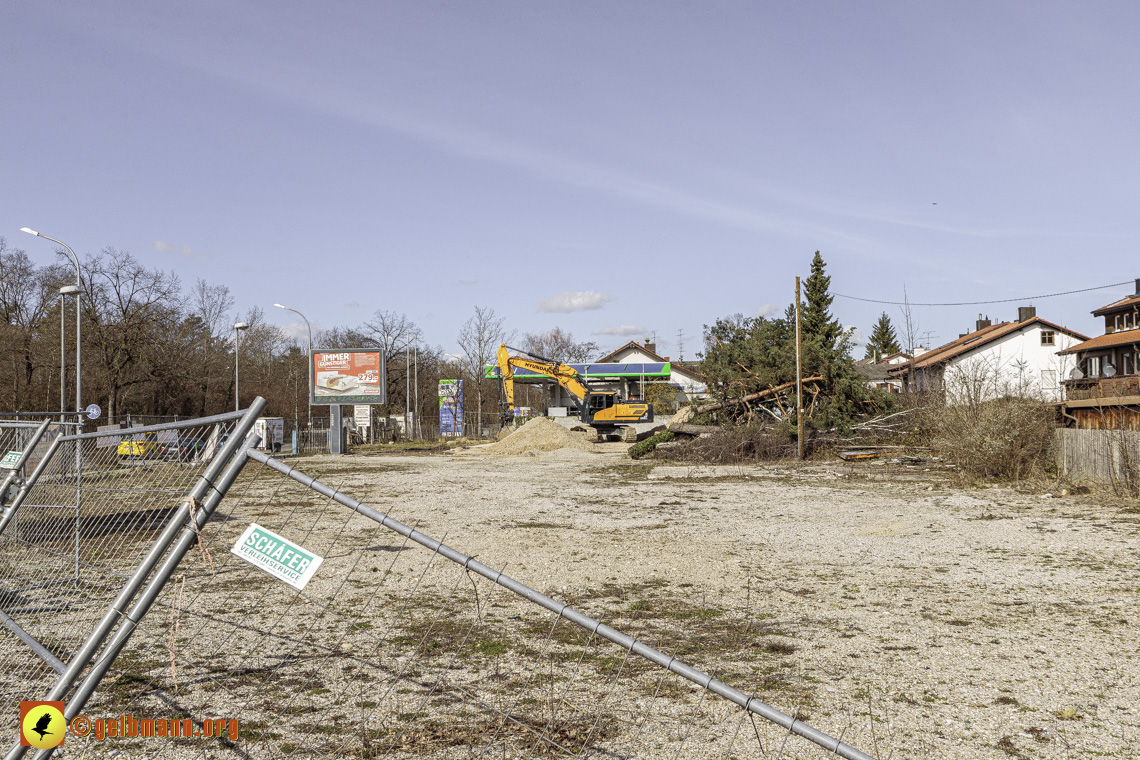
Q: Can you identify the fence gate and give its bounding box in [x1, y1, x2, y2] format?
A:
[1, 398, 877, 760]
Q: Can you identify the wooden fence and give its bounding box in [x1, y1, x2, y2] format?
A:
[1055, 428, 1140, 493]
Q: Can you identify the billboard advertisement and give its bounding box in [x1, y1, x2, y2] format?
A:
[438, 379, 463, 437]
[310, 349, 386, 406]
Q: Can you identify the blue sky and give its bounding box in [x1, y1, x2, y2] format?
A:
[4, 1, 1138, 359]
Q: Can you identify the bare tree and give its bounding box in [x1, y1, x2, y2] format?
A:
[193, 278, 235, 339]
[0, 238, 70, 409]
[522, 327, 598, 363]
[83, 248, 182, 421]
[457, 306, 513, 435]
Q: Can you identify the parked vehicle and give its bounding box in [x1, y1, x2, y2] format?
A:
[117, 433, 160, 459]
[159, 437, 204, 462]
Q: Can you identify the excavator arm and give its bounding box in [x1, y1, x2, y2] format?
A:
[496, 344, 653, 435]
[497, 344, 592, 417]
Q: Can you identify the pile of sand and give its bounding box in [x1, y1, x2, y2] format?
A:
[483, 416, 594, 455]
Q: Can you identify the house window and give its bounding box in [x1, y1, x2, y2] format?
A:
[1124, 352, 1134, 376]
[1040, 330, 1055, 346]
[1087, 356, 1101, 377]
[1041, 369, 1056, 389]
[1115, 315, 1123, 331]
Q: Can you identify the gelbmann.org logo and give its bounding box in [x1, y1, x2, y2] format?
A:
[20, 701, 66, 750]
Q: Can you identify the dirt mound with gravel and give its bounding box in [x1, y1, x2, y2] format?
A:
[482, 416, 594, 455]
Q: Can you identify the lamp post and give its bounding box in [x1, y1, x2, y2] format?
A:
[234, 322, 249, 411]
[59, 285, 80, 424]
[24, 227, 83, 582]
[22, 228, 81, 422]
[273, 303, 312, 431]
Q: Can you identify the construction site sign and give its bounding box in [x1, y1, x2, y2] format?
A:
[0, 451, 21, 469]
[231, 523, 324, 591]
[310, 349, 386, 406]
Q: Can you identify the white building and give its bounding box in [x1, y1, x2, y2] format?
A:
[595, 340, 709, 403]
[889, 308, 1088, 402]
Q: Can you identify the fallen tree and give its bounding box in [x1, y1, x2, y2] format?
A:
[693, 376, 824, 415]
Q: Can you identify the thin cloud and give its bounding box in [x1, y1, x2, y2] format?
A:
[154, 240, 212, 260]
[454, 279, 479, 287]
[141, 47, 880, 249]
[538, 291, 614, 313]
[278, 322, 312, 342]
[755, 304, 778, 318]
[592, 324, 647, 337]
[345, 300, 361, 308]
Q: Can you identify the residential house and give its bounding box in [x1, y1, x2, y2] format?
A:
[1057, 279, 1140, 429]
[856, 351, 917, 394]
[889, 308, 1088, 402]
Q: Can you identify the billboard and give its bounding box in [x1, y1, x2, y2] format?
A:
[310, 349, 386, 406]
[438, 379, 463, 437]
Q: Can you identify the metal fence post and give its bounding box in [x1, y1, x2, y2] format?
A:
[41, 430, 262, 750]
[3, 399, 267, 760]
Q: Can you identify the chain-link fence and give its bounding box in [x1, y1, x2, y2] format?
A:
[0, 398, 877, 759]
[0, 405, 263, 760]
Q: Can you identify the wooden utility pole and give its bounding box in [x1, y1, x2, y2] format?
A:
[795, 276, 805, 459]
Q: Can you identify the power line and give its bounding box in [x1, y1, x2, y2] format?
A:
[833, 280, 1133, 307]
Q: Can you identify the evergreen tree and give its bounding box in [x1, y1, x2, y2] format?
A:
[803, 251, 842, 348]
[864, 312, 901, 361]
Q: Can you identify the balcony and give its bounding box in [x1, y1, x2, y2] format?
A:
[1064, 375, 1140, 401]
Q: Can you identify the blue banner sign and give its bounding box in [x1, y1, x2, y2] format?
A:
[438, 379, 463, 437]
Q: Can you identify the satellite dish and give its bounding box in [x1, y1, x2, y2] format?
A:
[1069, 367, 1084, 380]
[1104, 363, 1117, 377]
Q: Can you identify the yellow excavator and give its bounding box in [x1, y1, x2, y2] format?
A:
[496, 344, 653, 441]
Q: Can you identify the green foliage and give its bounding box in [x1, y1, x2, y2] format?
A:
[699, 252, 897, 435]
[644, 381, 681, 414]
[803, 251, 842, 348]
[864, 312, 902, 361]
[628, 430, 674, 459]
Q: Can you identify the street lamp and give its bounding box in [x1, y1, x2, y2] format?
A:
[25, 228, 83, 582]
[59, 285, 80, 424]
[22, 228, 81, 423]
[273, 303, 312, 431]
[234, 322, 249, 411]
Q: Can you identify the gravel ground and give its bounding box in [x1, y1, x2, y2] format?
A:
[308, 444, 1140, 759]
[61, 442, 1140, 759]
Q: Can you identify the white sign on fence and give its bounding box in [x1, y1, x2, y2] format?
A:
[230, 524, 324, 591]
[0, 451, 22, 469]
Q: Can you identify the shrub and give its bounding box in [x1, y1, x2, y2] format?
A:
[930, 397, 1055, 480]
[656, 426, 798, 463]
[628, 430, 674, 460]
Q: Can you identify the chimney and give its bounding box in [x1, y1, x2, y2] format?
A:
[1135, 277, 1139, 295]
[1017, 306, 1036, 323]
[976, 314, 991, 331]
[643, 338, 656, 354]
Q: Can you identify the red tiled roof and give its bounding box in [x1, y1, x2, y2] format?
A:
[888, 317, 1088, 374]
[597, 341, 669, 363]
[1092, 293, 1140, 316]
[1057, 328, 1140, 355]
